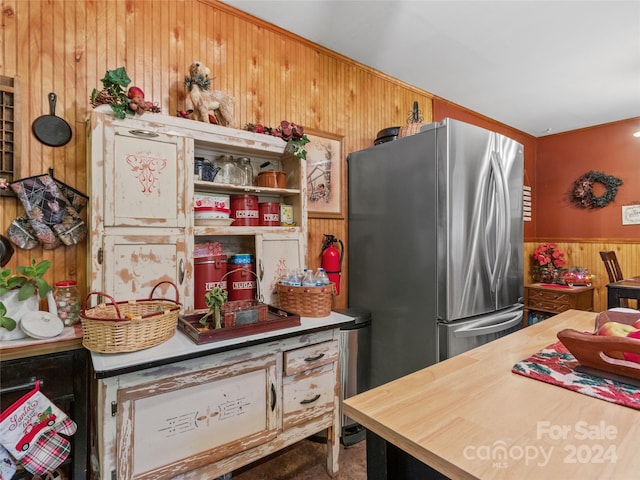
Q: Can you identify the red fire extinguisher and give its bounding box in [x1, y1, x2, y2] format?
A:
[321, 234, 344, 295]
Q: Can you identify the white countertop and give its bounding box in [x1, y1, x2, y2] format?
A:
[91, 311, 353, 376]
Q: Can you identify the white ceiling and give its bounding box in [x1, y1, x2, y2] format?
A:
[221, 0, 640, 137]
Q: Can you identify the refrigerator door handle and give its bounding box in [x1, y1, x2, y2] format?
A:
[487, 149, 511, 293]
[451, 310, 522, 338]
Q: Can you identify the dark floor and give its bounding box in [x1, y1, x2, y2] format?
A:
[232, 437, 367, 480]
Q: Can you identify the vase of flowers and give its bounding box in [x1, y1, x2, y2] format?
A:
[531, 243, 566, 283]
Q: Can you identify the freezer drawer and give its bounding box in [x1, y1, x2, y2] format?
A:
[438, 305, 523, 361]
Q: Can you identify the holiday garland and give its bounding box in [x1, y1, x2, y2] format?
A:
[571, 171, 622, 209]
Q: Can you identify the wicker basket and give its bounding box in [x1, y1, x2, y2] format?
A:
[276, 282, 334, 318]
[80, 281, 182, 353]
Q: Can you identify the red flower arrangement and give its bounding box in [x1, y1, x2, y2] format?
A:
[531, 243, 566, 283]
[244, 120, 310, 159]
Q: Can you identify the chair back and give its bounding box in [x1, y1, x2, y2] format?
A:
[599, 251, 624, 283]
[600, 251, 628, 308]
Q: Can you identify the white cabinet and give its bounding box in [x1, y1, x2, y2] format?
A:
[88, 108, 307, 311]
[103, 127, 189, 227]
[93, 328, 342, 479]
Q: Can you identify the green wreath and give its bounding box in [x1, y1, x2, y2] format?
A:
[571, 171, 622, 209]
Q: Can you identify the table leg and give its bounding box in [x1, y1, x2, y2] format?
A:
[366, 430, 448, 480]
[607, 287, 621, 309]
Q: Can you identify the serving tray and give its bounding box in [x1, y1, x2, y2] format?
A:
[178, 304, 300, 345]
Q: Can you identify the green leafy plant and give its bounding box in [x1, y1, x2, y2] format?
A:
[0, 259, 52, 330]
[199, 287, 228, 329]
[90, 67, 132, 119]
[0, 302, 16, 331]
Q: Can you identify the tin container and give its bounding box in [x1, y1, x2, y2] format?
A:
[227, 254, 256, 301]
[256, 170, 287, 188]
[259, 202, 280, 226]
[280, 204, 295, 226]
[194, 255, 228, 310]
[230, 194, 259, 226]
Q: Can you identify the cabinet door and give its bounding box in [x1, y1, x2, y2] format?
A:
[256, 232, 305, 305]
[104, 126, 189, 227]
[115, 354, 279, 479]
[100, 233, 192, 310]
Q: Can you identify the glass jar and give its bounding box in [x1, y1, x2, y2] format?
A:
[215, 155, 244, 185]
[237, 157, 254, 186]
[54, 280, 81, 326]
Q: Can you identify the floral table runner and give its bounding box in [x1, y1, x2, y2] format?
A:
[512, 341, 640, 410]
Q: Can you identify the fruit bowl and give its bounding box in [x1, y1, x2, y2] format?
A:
[557, 309, 640, 380]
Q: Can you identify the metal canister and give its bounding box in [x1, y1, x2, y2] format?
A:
[194, 255, 228, 309]
[227, 254, 256, 301]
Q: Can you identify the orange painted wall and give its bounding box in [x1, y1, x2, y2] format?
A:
[535, 118, 640, 240]
[432, 98, 537, 240]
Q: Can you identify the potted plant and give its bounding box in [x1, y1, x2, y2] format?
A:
[0, 259, 53, 335]
[199, 287, 228, 330]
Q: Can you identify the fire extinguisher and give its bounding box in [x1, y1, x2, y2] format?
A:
[321, 234, 344, 295]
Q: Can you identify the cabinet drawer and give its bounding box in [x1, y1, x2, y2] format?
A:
[528, 298, 571, 314]
[283, 340, 338, 376]
[283, 363, 336, 429]
[528, 289, 575, 307]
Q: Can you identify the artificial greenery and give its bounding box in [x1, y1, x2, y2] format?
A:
[571, 171, 623, 209]
[199, 287, 228, 329]
[90, 67, 132, 119]
[184, 75, 211, 92]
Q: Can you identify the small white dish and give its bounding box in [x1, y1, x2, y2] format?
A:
[195, 218, 234, 227]
[20, 311, 64, 339]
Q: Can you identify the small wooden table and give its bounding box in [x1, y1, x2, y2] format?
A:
[523, 283, 594, 327]
[343, 310, 640, 480]
[607, 277, 640, 308]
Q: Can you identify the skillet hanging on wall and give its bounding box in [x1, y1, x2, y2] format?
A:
[32, 92, 72, 147]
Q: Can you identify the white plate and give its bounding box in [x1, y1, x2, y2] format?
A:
[20, 311, 64, 339]
[195, 218, 234, 226]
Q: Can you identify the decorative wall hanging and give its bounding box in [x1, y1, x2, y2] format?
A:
[305, 129, 345, 218]
[570, 170, 622, 209]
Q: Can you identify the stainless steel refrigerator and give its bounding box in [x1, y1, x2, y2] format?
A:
[348, 118, 524, 389]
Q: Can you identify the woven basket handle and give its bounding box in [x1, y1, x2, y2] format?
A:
[81, 291, 122, 318]
[149, 281, 180, 303]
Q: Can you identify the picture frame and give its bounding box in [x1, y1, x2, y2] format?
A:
[304, 128, 344, 218]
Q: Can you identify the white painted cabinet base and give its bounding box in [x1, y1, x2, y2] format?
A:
[92, 328, 341, 479]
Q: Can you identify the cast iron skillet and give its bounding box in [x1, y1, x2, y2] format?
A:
[32, 92, 72, 147]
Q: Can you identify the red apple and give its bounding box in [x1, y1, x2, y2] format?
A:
[127, 86, 145, 101]
[623, 329, 640, 363]
[597, 321, 636, 337]
[633, 318, 640, 329]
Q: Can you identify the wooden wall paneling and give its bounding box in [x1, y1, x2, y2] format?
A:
[6, 0, 603, 316]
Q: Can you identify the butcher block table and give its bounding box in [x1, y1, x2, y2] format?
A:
[343, 310, 640, 479]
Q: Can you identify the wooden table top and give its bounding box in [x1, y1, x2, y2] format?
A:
[343, 310, 640, 479]
[608, 277, 640, 289]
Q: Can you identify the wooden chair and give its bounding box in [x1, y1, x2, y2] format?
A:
[599, 251, 628, 308]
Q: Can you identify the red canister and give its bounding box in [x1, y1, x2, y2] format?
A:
[259, 202, 280, 226]
[227, 254, 256, 301]
[230, 194, 259, 226]
[194, 255, 227, 309]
